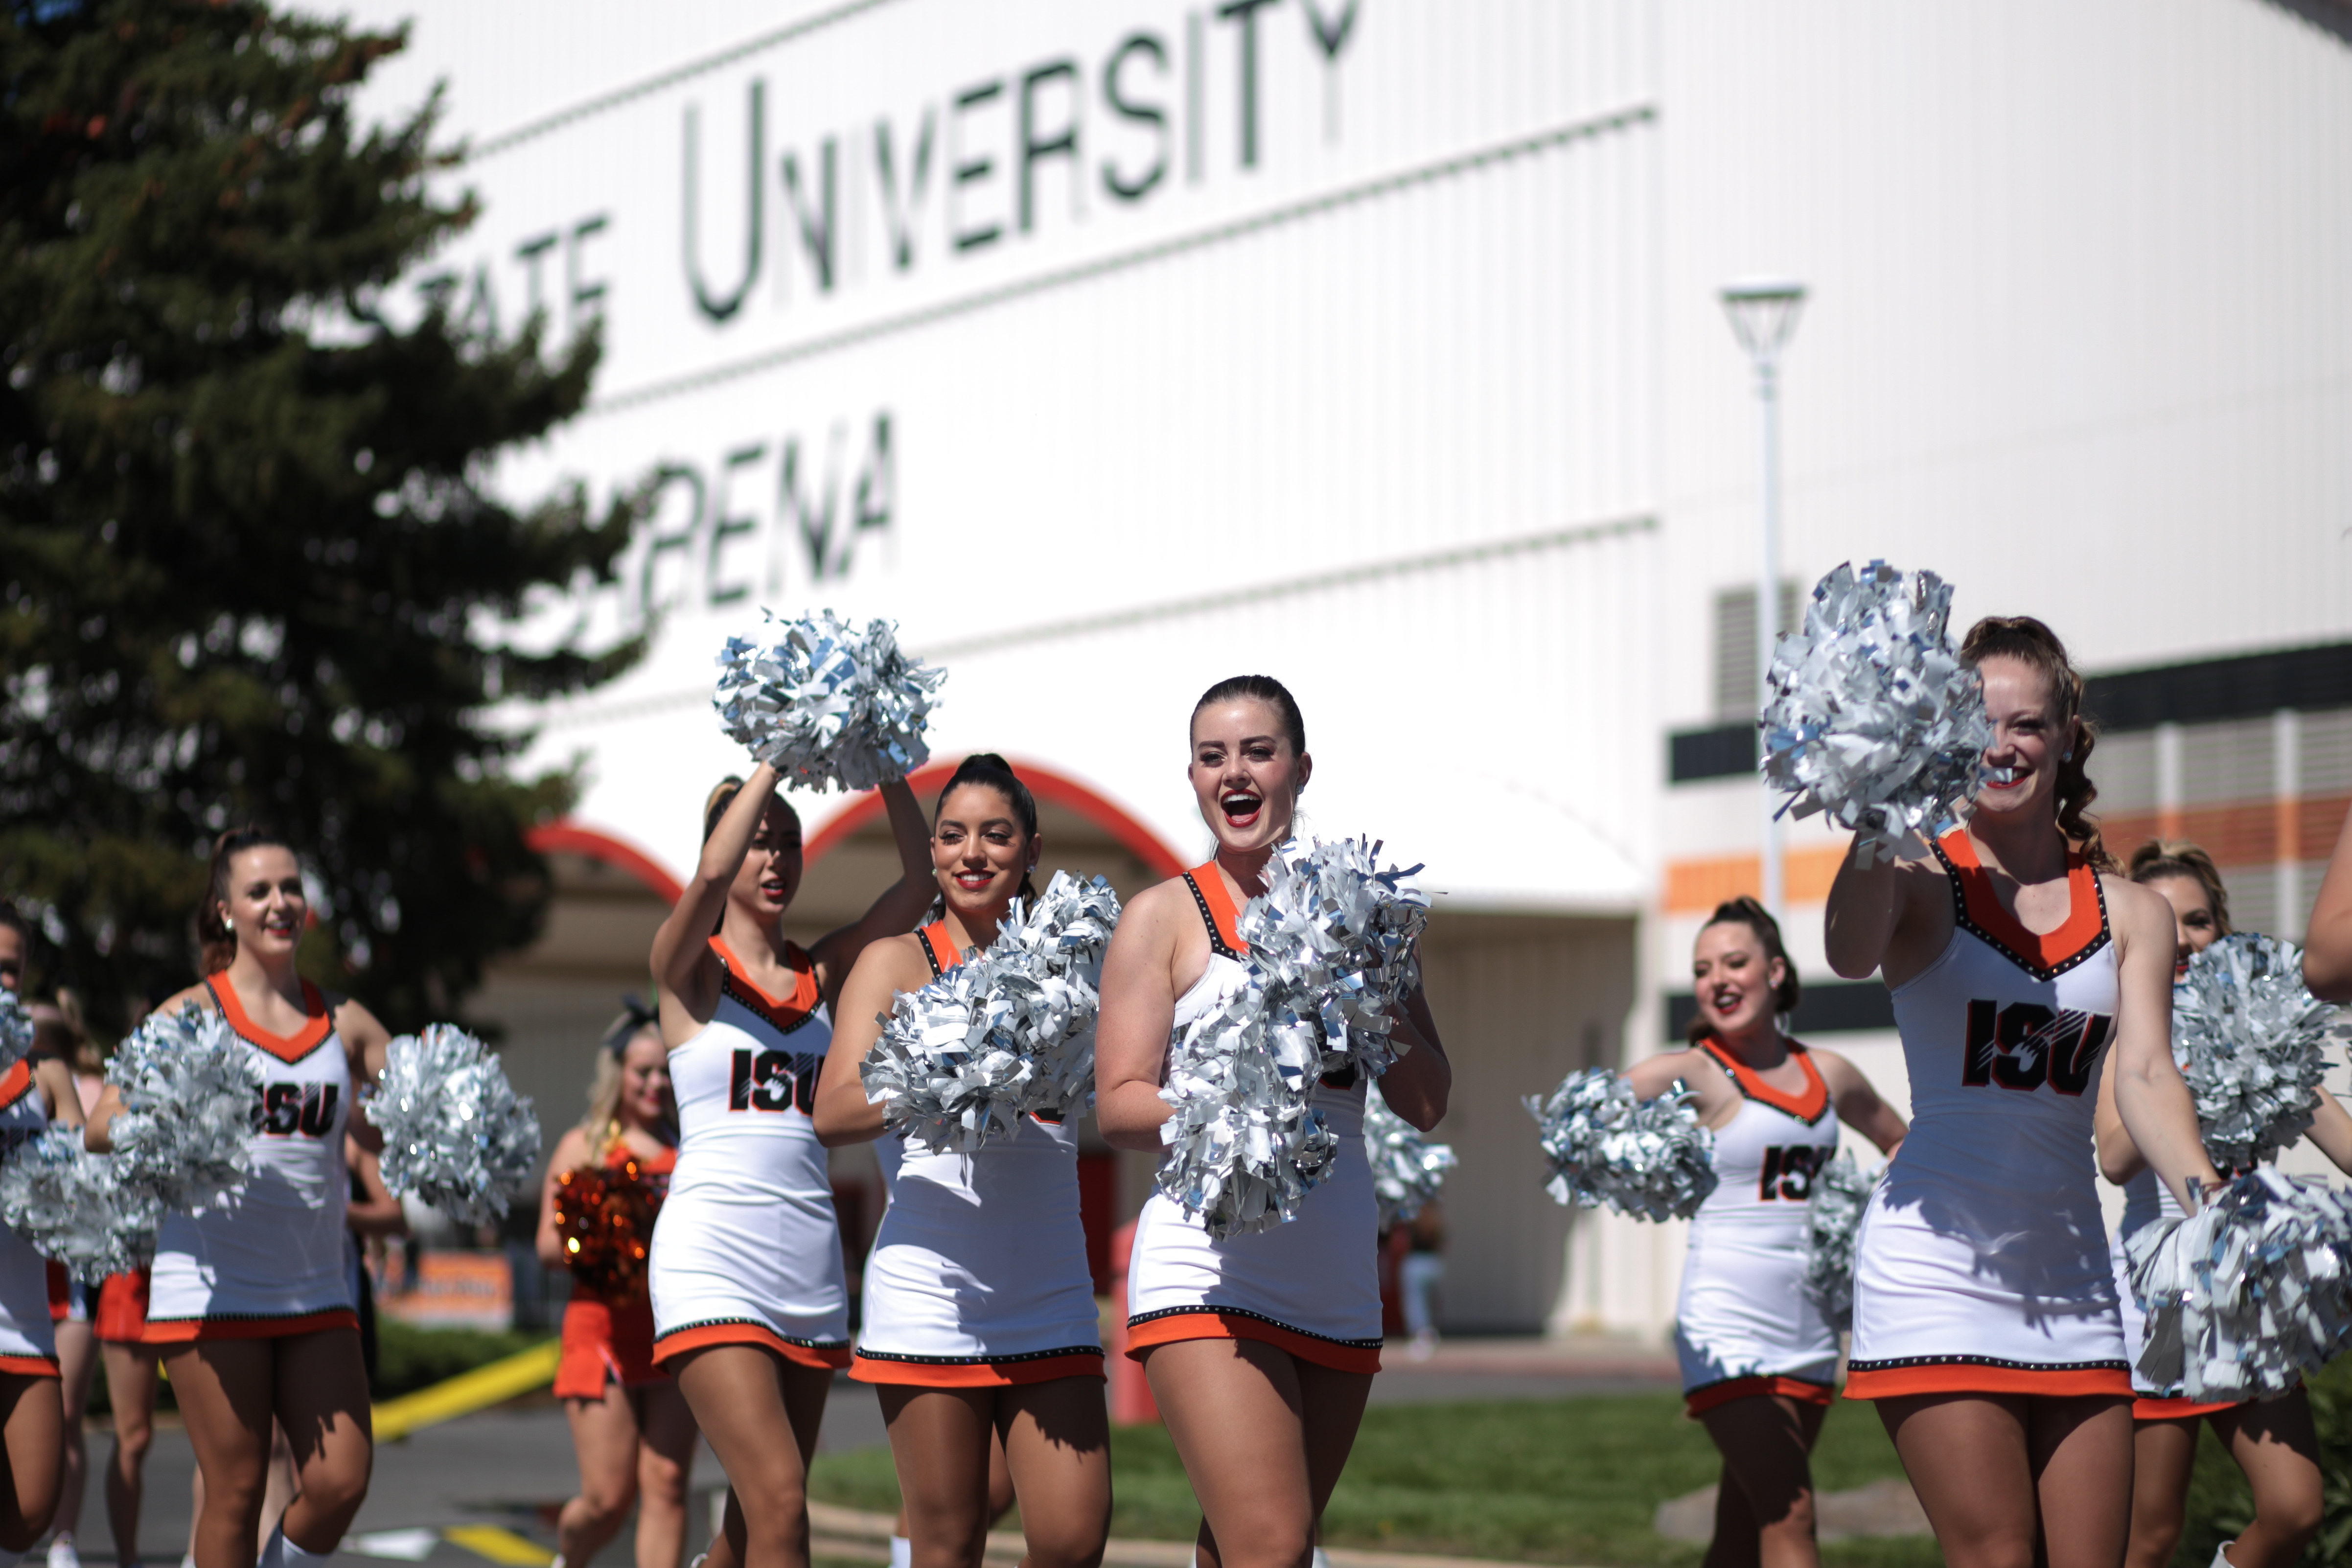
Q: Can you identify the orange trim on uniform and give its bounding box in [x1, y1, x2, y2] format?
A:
[206, 978, 334, 1063]
[850, 1350, 1106, 1388]
[0, 1060, 34, 1113]
[1187, 864, 1247, 954]
[708, 937, 822, 1032]
[651, 1320, 852, 1370]
[0, 1355, 59, 1380]
[1125, 1311, 1381, 1374]
[2134, 1394, 2245, 1422]
[46, 1261, 67, 1323]
[1696, 1040, 1830, 1125]
[1684, 1375, 1836, 1417]
[919, 923, 963, 976]
[1936, 830, 2105, 972]
[94, 1272, 150, 1344]
[140, 1308, 360, 1345]
[1844, 1360, 2131, 1401]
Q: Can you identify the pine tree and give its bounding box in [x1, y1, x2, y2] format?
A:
[0, 0, 644, 1033]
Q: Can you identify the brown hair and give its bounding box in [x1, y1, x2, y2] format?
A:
[702, 777, 800, 845]
[2128, 840, 2233, 937]
[1959, 616, 2112, 871]
[1191, 675, 1307, 757]
[196, 827, 296, 976]
[1690, 896, 1802, 1042]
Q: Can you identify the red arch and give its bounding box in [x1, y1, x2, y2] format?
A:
[525, 822, 686, 903]
[803, 759, 1186, 879]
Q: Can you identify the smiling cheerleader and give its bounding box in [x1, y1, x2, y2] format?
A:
[645, 765, 931, 1568]
[1094, 676, 1453, 1568]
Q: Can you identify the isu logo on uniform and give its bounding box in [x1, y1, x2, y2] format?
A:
[726, 1049, 820, 1114]
[1959, 1004, 2112, 1095]
[1756, 1145, 1830, 1200]
[258, 1083, 340, 1137]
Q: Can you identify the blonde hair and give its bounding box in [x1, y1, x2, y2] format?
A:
[2128, 840, 2233, 936]
[579, 1012, 674, 1153]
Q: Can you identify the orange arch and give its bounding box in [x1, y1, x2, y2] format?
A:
[804, 759, 1187, 879]
[525, 822, 686, 903]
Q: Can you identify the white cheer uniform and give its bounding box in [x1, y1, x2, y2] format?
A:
[146, 981, 357, 1343]
[0, 1061, 61, 1375]
[650, 936, 851, 1369]
[1674, 1039, 1843, 1414]
[851, 925, 1105, 1387]
[1126, 866, 1382, 1374]
[1846, 830, 2130, 1401]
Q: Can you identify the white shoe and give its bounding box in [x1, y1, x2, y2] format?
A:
[46, 1534, 78, 1568]
[2212, 1544, 2236, 1568]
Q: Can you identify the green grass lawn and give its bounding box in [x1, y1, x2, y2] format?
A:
[807, 1391, 1941, 1568]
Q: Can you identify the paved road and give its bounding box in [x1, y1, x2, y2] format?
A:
[51, 1343, 1674, 1567]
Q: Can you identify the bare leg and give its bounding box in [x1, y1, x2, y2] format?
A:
[267, 1331, 372, 1554]
[632, 1384, 698, 1568]
[877, 1389, 993, 1568]
[2208, 1392, 2325, 1568]
[100, 1343, 159, 1567]
[670, 1347, 829, 1568]
[256, 1427, 295, 1556]
[894, 1427, 1015, 1544]
[1877, 1393, 2131, 1568]
[995, 1379, 1110, 1568]
[2124, 1419, 2197, 1568]
[1697, 1395, 1827, 1568]
[52, 1317, 94, 1552]
[167, 1343, 274, 1568]
[0, 1372, 66, 1553]
[1143, 1340, 1372, 1568]
[558, 1386, 644, 1568]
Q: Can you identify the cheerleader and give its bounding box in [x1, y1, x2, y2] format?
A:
[2309, 803, 2352, 1000]
[1095, 676, 1452, 1568]
[1622, 898, 1905, 1568]
[812, 754, 1110, 1568]
[84, 829, 391, 1568]
[533, 1002, 693, 1568]
[0, 989, 86, 1554]
[646, 764, 931, 1568]
[1823, 619, 2219, 1568]
[34, 996, 107, 1568]
[2100, 842, 2348, 1568]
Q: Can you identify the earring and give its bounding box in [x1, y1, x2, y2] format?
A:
[2062, 750, 2074, 761]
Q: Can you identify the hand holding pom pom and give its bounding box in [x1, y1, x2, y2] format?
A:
[370, 1025, 542, 1227]
[1762, 561, 1995, 867]
[1238, 838, 1430, 1081]
[1363, 1084, 1456, 1228]
[2173, 933, 2346, 1171]
[0, 1129, 162, 1283]
[1526, 1068, 1719, 1222]
[551, 1160, 661, 1303]
[862, 873, 1124, 1153]
[105, 1007, 267, 1215]
[714, 610, 945, 793]
[1154, 975, 1338, 1239]
[1801, 1153, 1880, 1332]
[0, 991, 32, 1074]
[2125, 1167, 2352, 1402]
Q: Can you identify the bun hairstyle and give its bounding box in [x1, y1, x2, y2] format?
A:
[935, 754, 1040, 902]
[1191, 674, 1307, 758]
[196, 826, 295, 976]
[1959, 616, 2113, 872]
[703, 777, 800, 845]
[581, 993, 672, 1150]
[2128, 839, 2233, 937]
[1689, 896, 1802, 1043]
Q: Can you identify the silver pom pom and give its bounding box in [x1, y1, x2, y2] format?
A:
[1762, 561, 1995, 867]
[0, 990, 32, 1074]
[0, 1129, 160, 1283]
[713, 610, 944, 793]
[1154, 972, 1340, 1240]
[1362, 1084, 1456, 1228]
[1801, 1153, 1880, 1333]
[863, 873, 1123, 1153]
[1237, 837, 1430, 1080]
[104, 1007, 267, 1215]
[369, 1025, 542, 1227]
[1525, 1068, 1719, 1222]
[2173, 933, 2346, 1171]
[2125, 1167, 2352, 1403]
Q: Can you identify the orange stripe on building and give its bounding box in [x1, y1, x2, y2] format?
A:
[1663, 847, 1846, 914]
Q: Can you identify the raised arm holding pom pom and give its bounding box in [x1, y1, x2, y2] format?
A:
[2304, 803, 2352, 1002]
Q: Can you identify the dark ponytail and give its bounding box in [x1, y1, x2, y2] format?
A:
[1191, 674, 1307, 757]
[196, 827, 294, 976]
[935, 754, 1040, 901]
[1689, 896, 1802, 1043]
[1959, 616, 2112, 872]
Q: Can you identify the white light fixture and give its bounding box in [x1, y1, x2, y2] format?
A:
[1720, 277, 1807, 920]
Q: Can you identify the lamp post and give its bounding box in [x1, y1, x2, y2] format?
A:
[1720, 277, 1806, 920]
